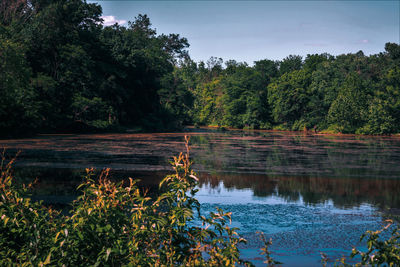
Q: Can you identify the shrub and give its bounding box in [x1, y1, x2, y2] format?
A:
[0, 151, 60, 265]
[350, 220, 400, 266]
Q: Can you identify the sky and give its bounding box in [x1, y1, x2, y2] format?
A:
[88, 0, 400, 64]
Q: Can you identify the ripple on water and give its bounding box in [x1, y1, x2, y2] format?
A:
[198, 202, 385, 266]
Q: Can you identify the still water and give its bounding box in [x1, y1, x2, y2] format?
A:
[1, 127, 400, 266]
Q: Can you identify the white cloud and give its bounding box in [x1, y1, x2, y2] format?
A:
[359, 39, 369, 44]
[101, 15, 127, 26]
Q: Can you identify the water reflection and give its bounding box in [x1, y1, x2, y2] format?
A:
[1, 128, 399, 210]
[198, 173, 400, 210]
[10, 167, 400, 214]
[189, 130, 400, 178]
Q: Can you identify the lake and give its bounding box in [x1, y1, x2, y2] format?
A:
[1, 127, 400, 266]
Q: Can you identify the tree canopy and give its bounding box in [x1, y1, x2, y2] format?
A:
[0, 0, 189, 135]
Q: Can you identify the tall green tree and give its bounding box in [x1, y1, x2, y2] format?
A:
[328, 72, 369, 133]
[279, 55, 303, 75]
[268, 69, 311, 130]
[0, 39, 37, 135]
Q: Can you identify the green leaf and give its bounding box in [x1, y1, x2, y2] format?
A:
[3, 217, 9, 226]
[106, 248, 111, 261]
[43, 252, 51, 265]
[54, 231, 61, 243]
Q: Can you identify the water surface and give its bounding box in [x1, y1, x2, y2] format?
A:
[1, 128, 400, 266]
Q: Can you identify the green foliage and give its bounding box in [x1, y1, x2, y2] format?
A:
[0, 151, 59, 265]
[254, 59, 279, 83]
[159, 69, 194, 126]
[221, 65, 269, 129]
[0, 38, 38, 135]
[187, 44, 400, 135]
[192, 59, 272, 129]
[350, 220, 400, 266]
[303, 53, 332, 72]
[279, 55, 303, 75]
[327, 72, 368, 133]
[71, 95, 115, 129]
[358, 66, 400, 135]
[272, 124, 290, 131]
[268, 69, 311, 128]
[0, 0, 189, 134]
[356, 98, 395, 135]
[193, 79, 225, 126]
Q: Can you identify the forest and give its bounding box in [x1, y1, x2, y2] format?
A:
[1, 0, 400, 136]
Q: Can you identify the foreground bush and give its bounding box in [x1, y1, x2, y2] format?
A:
[0, 152, 59, 265]
[350, 220, 400, 266]
[0, 141, 399, 266]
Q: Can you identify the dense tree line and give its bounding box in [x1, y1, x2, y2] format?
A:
[181, 45, 400, 134]
[1, 0, 400, 136]
[0, 0, 189, 135]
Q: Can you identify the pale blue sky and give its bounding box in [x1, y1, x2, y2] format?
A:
[89, 1, 400, 63]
